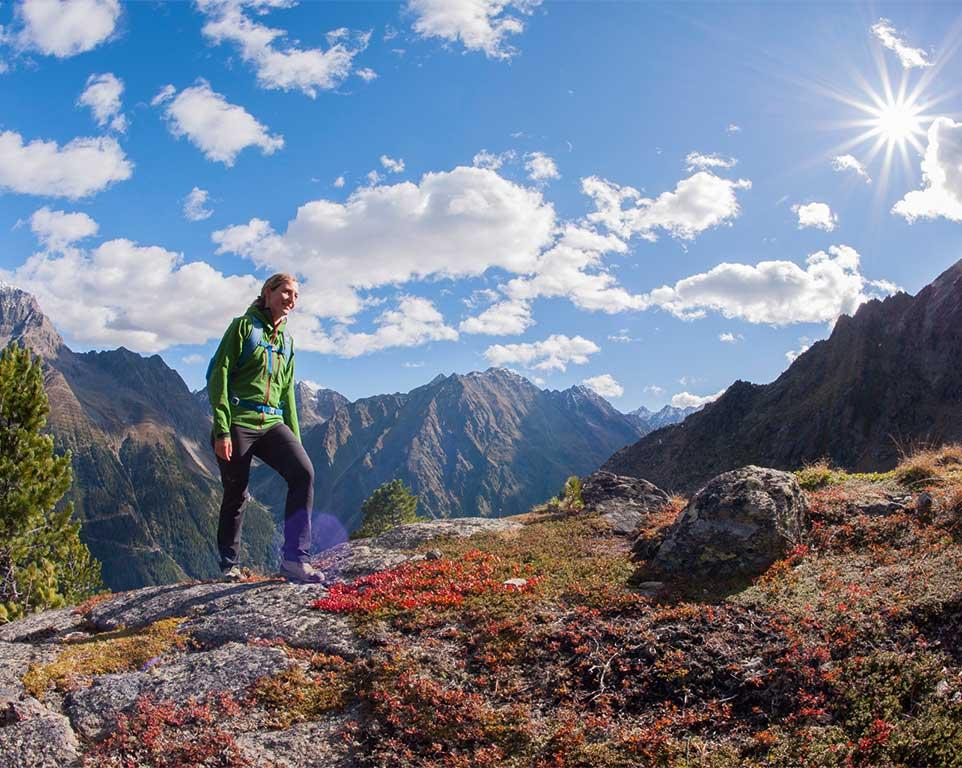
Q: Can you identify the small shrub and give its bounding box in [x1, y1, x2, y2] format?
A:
[560, 475, 584, 511]
[359, 654, 534, 768]
[312, 550, 539, 621]
[82, 693, 251, 768]
[894, 444, 962, 488]
[352, 478, 420, 539]
[796, 460, 846, 490]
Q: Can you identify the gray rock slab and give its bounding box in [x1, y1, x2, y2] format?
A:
[581, 471, 672, 535]
[182, 582, 364, 657]
[84, 581, 243, 632]
[82, 580, 363, 656]
[0, 607, 85, 645]
[314, 518, 522, 583]
[0, 642, 59, 697]
[0, 695, 80, 768]
[236, 712, 358, 768]
[66, 641, 293, 740]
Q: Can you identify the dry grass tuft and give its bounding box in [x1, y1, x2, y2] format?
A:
[894, 443, 962, 488]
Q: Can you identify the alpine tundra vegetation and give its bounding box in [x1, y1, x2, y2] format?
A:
[2, 452, 962, 766]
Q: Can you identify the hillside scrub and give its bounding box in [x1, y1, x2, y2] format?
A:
[11, 450, 962, 766]
[304, 455, 962, 767]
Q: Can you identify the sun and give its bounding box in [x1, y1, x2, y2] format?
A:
[824, 62, 941, 198]
[870, 98, 925, 150]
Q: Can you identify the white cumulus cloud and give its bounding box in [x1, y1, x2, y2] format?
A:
[671, 388, 725, 409]
[356, 67, 378, 82]
[685, 152, 737, 171]
[459, 299, 533, 335]
[407, 0, 541, 60]
[380, 155, 405, 173]
[77, 72, 126, 132]
[503, 225, 646, 314]
[183, 187, 213, 222]
[646, 245, 893, 325]
[154, 80, 284, 166]
[13, 0, 120, 57]
[582, 373, 623, 399]
[871, 18, 932, 69]
[213, 166, 556, 320]
[892, 117, 962, 222]
[584, 171, 751, 242]
[7, 237, 261, 352]
[793, 201, 837, 231]
[0, 130, 132, 199]
[718, 332, 742, 343]
[472, 149, 516, 170]
[483, 334, 599, 372]
[832, 154, 871, 184]
[198, 0, 369, 97]
[29, 207, 98, 250]
[323, 295, 458, 357]
[525, 151, 559, 181]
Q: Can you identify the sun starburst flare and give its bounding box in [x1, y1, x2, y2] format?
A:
[828, 73, 940, 199]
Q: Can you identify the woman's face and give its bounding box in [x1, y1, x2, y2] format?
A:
[266, 280, 299, 321]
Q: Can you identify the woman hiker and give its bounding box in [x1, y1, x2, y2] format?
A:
[207, 273, 323, 583]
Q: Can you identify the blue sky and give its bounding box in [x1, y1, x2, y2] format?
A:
[2, 1, 961, 411]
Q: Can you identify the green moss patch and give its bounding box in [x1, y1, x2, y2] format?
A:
[22, 618, 186, 699]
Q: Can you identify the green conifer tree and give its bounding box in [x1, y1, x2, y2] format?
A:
[0, 345, 102, 622]
[352, 478, 420, 539]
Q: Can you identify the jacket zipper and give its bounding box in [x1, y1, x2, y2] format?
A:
[261, 323, 281, 426]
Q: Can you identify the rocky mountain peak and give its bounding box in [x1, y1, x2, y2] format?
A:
[0, 284, 66, 359]
[296, 383, 350, 429]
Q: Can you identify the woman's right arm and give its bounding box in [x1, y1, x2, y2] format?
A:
[208, 317, 245, 455]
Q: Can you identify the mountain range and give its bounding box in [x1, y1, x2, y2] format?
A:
[252, 368, 648, 538]
[626, 403, 699, 435]
[1, 285, 668, 588]
[605, 258, 962, 492]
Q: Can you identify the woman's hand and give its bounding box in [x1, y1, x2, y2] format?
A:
[214, 437, 233, 462]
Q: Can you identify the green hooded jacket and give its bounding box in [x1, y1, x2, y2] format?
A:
[208, 304, 300, 442]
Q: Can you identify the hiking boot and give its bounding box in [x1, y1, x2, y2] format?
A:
[280, 560, 325, 583]
[221, 564, 244, 582]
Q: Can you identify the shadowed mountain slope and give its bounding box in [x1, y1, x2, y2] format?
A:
[253, 368, 644, 536]
[604, 259, 962, 493]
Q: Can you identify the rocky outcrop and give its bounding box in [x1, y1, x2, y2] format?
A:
[0, 516, 518, 766]
[643, 466, 807, 580]
[315, 518, 522, 582]
[67, 642, 294, 739]
[581, 471, 671, 534]
[604, 259, 962, 493]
